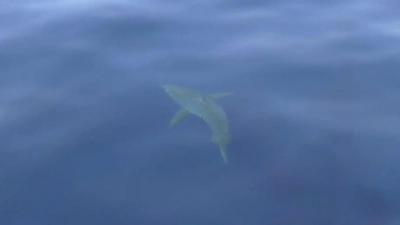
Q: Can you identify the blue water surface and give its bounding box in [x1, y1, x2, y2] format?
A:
[1, 1, 400, 224]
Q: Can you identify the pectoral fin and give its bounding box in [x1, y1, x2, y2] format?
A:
[170, 108, 188, 126]
[210, 92, 232, 99]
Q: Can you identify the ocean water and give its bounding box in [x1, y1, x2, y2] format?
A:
[1, 1, 400, 224]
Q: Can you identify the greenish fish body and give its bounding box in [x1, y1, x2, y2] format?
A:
[162, 84, 231, 163]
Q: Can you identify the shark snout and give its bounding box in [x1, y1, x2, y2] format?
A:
[162, 84, 185, 98]
[162, 85, 174, 97]
[162, 84, 176, 93]
[161, 84, 171, 91]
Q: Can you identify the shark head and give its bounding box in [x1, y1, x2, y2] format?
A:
[162, 84, 201, 106]
[162, 84, 185, 99]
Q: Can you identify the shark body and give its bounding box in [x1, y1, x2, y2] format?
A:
[162, 84, 231, 163]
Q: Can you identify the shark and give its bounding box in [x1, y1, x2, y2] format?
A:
[162, 84, 232, 163]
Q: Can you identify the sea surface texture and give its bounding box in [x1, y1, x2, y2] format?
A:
[1, 1, 400, 224]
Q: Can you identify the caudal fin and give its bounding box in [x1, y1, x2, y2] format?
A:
[219, 145, 229, 164]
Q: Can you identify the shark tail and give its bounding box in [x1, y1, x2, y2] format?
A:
[219, 145, 229, 164]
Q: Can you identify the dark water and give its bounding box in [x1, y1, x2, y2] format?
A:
[1, 1, 400, 224]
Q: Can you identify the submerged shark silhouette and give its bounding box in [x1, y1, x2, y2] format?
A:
[162, 84, 232, 163]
